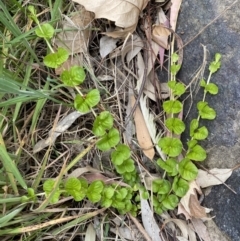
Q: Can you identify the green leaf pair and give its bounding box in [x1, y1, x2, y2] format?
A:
[44, 47, 69, 68]
[168, 81, 186, 97]
[43, 179, 62, 204]
[165, 117, 185, 135]
[65, 177, 88, 201]
[96, 128, 120, 151]
[87, 180, 104, 203]
[74, 89, 100, 113]
[200, 79, 218, 95]
[163, 100, 183, 114]
[209, 53, 221, 74]
[197, 101, 216, 120]
[157, 158, 178, 176]
[61, 66, 86, 87]
[92, 111, 114, 137]
[190, 119, 209, 140]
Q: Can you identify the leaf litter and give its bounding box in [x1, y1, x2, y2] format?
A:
[27, 0, 234, 240]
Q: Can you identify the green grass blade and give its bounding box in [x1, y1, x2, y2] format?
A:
[0, 205, 25, 227]
[0, 2, 39, 63]
[0, 134, 27, 192]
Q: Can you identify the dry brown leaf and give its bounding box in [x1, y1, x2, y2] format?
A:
[55, 7, 93, 53]
[73, 0, 149, 37]
[191, 218, 211, 241]
[152, 24, 171, 49]
[196, 168, 232, 188]
[136, 53, 164, 159]
[170, 0, 182, 31]
[131, 96, 155, 160]
[155, 7, 170, 67]
[126, 35, 144, 64]
[189, 194, 207, 219]
[100, 35, 118, 58]
[147, 40, 159, 75]
[178, 181, 212, 219]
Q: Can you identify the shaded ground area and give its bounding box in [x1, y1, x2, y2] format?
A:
[177, 0, 240, 240]
[204, 170, 240, 241]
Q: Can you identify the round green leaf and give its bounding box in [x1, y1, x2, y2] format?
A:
[197, 101, 216, 120]
[168, 80, 177, 89]
[205, 83, 218, 95]
[60, 66, 86, 87]
[115, 158, 135, 174]
[111, 144, 131, 166]
[190, 119, 199, 136]
[209, 53, 221, 74]
[163, 100, 183, 114]
[97, 128, 120, 151]
[165, 117, 185, 135]
[103, 187, 115, 199]
[43, 47, 69, 68]
[43, 179, 61, 204]
[43, 179, 55, 193]
[200, 79, 206, 87]
[152, 179, 171, 194]
[87, 180, 104, 203]
[92, 111, 113, 136]
[157, 158, 178, 176]
[179, 158, 198, 181]
[170, 64, 181, 75]
[187, 139, 198, 149]
[85, 89, 100, 108]
[162, 194, 179, 210]
[74, 94, 89, 113]
[74, 89, 100, 113]
[101, 198, 112, 208]
[193, 126, 209, 140]
[115, 188, 128, 200]
[171, 53, 179, 63]
[158, 137, 183, 157]
[172, 177, 189, 197]
[186, 144, 207, 161]
[65, 177, 84, 201]
[35, 23, 54, 39]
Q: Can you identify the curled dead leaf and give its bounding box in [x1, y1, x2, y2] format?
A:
[55, 7, 93, 53]
[72, 0, 149, 38]
[152, 24, 171, 49]
[178, 181, 212, 220]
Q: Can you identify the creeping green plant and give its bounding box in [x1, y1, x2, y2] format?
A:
[33, 1, 221, 217]
[153, 52, 221, 214]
